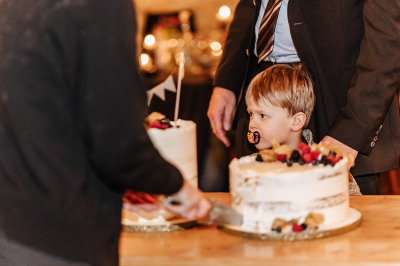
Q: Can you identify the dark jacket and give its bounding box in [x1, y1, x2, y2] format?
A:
[214, 0, 400, 176]
[0, 0, 183, 265]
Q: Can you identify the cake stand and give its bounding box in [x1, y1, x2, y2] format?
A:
[121, 218, 197, 232]
[219, 207, 362, 241]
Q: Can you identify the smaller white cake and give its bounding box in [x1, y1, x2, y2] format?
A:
[147, 119, 198, 189]
[229, 143, 352, 233]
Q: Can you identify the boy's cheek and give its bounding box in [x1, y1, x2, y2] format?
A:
[256, 141, 272, 150]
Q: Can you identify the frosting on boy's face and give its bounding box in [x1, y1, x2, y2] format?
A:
[247, 100, 294, 150]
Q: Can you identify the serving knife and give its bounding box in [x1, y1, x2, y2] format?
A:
[197, 198, 243, 226]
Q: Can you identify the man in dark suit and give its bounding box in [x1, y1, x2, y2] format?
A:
[208, 0, 400, 194]
[0, 0, 210, 265]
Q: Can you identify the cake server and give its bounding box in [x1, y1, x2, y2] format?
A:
[197, 198, 243, 226]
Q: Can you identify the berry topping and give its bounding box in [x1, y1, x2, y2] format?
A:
[251, 138, 353, 168]
[149, 120, 169, 129]
[320, 155, 328, 165]
[160, 118, 172, 128]
[289, 150, 301, 162]
[327, 155, 341, 165]
[144, 112, 173, 130]
[329, 151, 337, 157]
[297, 142, 308, 150]
[311, 151, 321, 160]
[277, 154, 287, 162]
[302, 153, 313, 164]
[271, 213, 324, 233]
[272, 227, 282, 233]
[300, 145, 311, 154]
[292, 223, 303, 232]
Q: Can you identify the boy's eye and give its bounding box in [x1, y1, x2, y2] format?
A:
[248, 112, 253, 117]
[261, 114, 266, 118]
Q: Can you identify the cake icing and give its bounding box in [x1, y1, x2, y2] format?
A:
[229, 142, 352, 233]
[122, 114, 198, 226]
[147, 119, 198, 189]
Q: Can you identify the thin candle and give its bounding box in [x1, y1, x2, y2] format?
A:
[174, 52, 185, 122]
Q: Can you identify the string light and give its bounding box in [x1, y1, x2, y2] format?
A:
[219, 6, 231, 19]
[140, 53, 150, 66]
[210, 41, 222, 51]
[143, 34, 156, 49]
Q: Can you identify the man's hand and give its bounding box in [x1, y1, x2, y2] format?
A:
[162, 180, 211, 220]
[207, 87, 236, 147]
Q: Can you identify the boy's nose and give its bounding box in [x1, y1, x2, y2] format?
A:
[249, 119, 257, 130]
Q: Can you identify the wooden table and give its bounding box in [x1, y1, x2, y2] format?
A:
[119, 193, 400, 266]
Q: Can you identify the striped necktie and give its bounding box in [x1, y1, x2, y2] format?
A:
[256, 0, 283, 63]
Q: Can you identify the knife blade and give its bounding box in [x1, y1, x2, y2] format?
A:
[197, 198, 243, 226]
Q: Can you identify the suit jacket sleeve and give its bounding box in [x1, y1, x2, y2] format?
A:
[327, 0, 400, 155]
[213, 0, 255, 97]
[81, 1, 183, 194]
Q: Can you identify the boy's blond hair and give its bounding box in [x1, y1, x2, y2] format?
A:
[245, 64, 315, 127]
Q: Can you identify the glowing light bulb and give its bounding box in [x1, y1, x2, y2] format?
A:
[144, 34, 156, 48]
[140, 53, 150, 66]
[219, 6, 231, 19]
[210, 41, 222, 51]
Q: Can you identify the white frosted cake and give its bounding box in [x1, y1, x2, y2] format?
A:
[121, 113, 198, 228]
[147, 119, 198, 189]
[229, 142, 354, 233]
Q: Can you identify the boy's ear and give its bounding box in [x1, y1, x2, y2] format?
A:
[291, 112, 307, 132]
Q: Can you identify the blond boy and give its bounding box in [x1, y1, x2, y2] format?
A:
[246, 64, 361, 195]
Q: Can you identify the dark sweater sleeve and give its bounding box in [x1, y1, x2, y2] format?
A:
[79, 1, 183, 194]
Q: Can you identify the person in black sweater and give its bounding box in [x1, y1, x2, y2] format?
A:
[0, 0, 211, 265]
